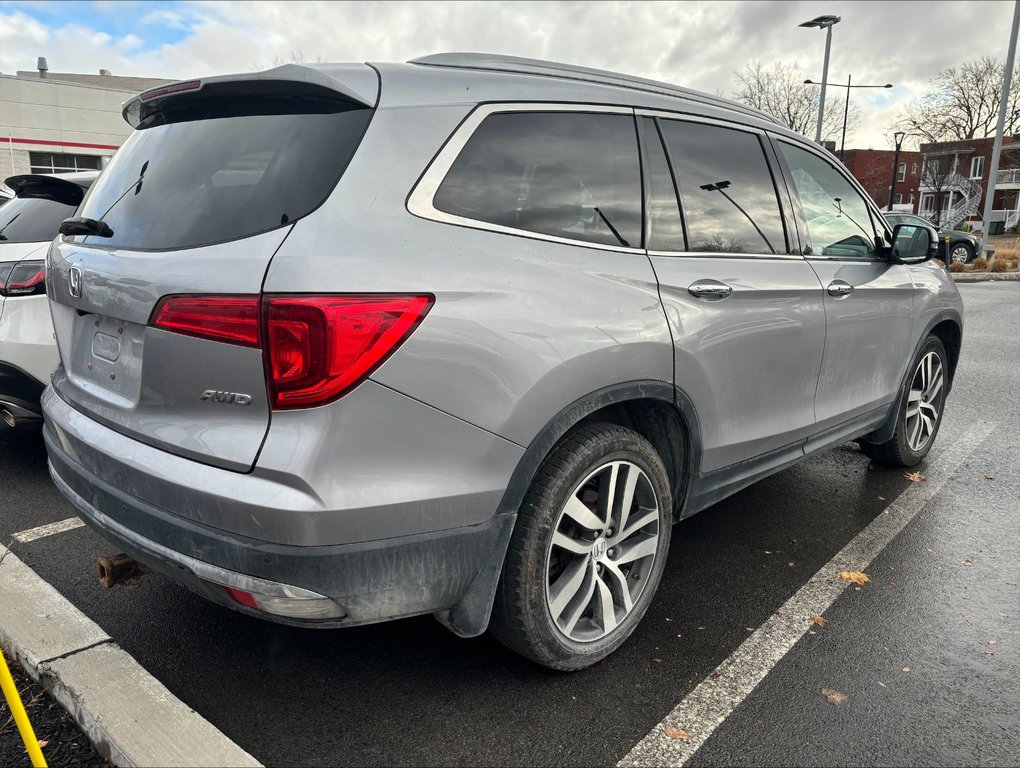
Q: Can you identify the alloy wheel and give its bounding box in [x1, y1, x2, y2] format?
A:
[951, 245, 971, 263]
[544, 460, 660, 642]
[905, 351, 944, 452]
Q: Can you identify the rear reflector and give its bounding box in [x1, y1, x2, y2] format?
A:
[265, 295, 433, 409]
[149, 293, 433, 409]
[151, 295, 260, 347]
[222, 585, 346, 620]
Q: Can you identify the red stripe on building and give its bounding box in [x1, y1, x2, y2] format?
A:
[0, 136, 120, 151]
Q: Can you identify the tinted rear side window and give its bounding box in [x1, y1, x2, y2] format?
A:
[659, 120, 785, 254]
[0, 185, 84, 244]
[434, 111, 642, 248]
[76, 91, 372, 250]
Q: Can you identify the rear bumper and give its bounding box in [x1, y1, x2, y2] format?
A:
[43, 385, 521, 630]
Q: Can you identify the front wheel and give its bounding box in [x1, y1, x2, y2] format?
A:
[490, 423, 673, 670]
[950, 242, 974, 264]
[861, 335, 948, 467]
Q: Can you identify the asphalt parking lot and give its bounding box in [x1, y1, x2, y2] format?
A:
[2, 282, 1018, 767]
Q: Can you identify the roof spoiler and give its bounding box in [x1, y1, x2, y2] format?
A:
[4, 174, 88, 204]
[122, 63, 379, 127]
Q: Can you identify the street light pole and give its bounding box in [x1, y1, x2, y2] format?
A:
[888, 131, 907, 211]
[841, 73, 851, 159]
[804, 78, 894, 158]
[800, 15, 841, 144]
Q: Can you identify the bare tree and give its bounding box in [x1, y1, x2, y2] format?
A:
[892, 57, 1020, 144]
[732, 61, 859, 143]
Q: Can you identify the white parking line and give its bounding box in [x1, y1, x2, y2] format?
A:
[12, 517, 85, 543]
[618, 421, 997, 768]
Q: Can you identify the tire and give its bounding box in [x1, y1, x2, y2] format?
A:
[949, 241, 974, 264]
[861, 335, 948, 467]
[490, 423, 673, 671]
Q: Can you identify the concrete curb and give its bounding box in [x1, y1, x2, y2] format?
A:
[951, 272, 1020, 282]
[0, 549, 262, 768]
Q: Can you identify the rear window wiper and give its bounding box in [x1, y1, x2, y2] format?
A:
[59, 217, 114, 238]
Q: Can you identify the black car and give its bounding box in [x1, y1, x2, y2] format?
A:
[884, 212, 980, 264]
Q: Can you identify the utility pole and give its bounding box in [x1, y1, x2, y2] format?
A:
[978, 0, 1020, 262]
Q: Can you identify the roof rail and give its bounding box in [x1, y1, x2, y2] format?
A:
[409, 52, 781, 126]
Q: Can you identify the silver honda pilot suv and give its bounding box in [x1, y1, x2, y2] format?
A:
[43, 53, 962, 670]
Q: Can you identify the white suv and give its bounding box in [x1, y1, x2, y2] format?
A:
[0, 172, 98, 425]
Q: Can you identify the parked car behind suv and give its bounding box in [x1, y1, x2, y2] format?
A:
[42, 55, 962, 670]
[0, 172, 98, 425]
[885, 212, 980, 263]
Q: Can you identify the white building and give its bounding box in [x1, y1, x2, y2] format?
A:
[0, 61, 169, 182]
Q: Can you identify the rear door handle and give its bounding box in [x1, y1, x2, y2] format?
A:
[827, 280, 854, 298]
[688, 280, 733, 300]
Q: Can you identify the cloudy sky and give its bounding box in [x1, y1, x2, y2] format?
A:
[0, 0, 1013, 149]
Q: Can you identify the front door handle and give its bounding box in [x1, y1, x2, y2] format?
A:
[688, 280, 733, 300]
[827, 280, 854, 298]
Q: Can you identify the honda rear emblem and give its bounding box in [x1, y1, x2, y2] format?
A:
[68, 266, 83, 299]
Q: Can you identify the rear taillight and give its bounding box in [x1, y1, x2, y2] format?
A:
[149, 293, 433, 409]
[0, 259, 46, 297]
[151, 295, 260, 347]
[265, 295, 433, 409]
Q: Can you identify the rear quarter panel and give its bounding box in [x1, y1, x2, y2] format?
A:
[263, 103, 674, 449]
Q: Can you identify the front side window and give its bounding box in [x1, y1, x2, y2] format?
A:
[658, 119, 785, 254]
[779, 141, 878, 259]
[434, 111, 642, 248]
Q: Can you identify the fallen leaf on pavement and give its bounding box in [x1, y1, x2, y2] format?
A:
[868, 462, 879, 471]
[37, 740, 48, 749]
[984, 474, 994, 480]
[961, 559, 974, 566]
[821, 688, 847, 706]
[840, 570, 870, 585]
[710, 672, 721, 680]
[989, 639, 998, 645]
[809, 614, 829, 628]
[664, 727, 691, 741]
[904, 471, 925, 482]
[902, 666, 910, 673]
[890, 580, 898, 588]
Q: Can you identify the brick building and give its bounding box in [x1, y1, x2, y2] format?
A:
[917, 135, 1020, 233]
[842, 149, 923, 212]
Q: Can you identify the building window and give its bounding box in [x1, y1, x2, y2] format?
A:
[895, 193, 903, 204]
[912, 162, 918, 175]
[970, 156, 985, 179]
[921, 194, 934, 213]
[898, 163, 906, 182]
[28, 152, 103, 175]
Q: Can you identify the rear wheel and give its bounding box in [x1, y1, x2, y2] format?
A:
[490, 423, 673, 670]
[861, 335, 948, 467]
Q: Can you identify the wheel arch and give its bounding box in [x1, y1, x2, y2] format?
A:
[863, 310, 962, 445]
[435, 380, 702, 639]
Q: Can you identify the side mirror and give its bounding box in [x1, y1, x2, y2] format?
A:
[889, 223, 933, 264]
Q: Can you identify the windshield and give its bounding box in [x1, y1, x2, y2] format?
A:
[75, 91, 372, 251]
[0, 196, 80, 244]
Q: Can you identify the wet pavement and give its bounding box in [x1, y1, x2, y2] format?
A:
[1, 282, 1017, 766]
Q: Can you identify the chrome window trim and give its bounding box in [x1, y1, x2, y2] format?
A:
[648, 250, 803, 261]
[635, 108, 767, 136]
[406, 102, 645, 255]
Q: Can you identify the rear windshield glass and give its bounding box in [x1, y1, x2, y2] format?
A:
[75, 91, 372, 250]
[0, 195, 81, 244]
